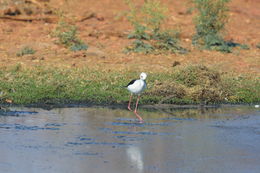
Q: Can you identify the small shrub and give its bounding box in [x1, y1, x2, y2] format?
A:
[125, 0, 167, 35]
[127, 24, 150, 40]
[174, 65, 221, 87]
[193, 0, 233, 52]
[70, 42, 88, 52]
[52, 20, 88, 51]
[141, 0, 168, 32]
[153, 30, 188, 54]
[125, 40, 154, 54]
[174, 65, 226, 103]
[125, 0, 186, 54]
[16, 47, 36, 56]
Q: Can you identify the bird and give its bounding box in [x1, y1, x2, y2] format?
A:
[125, 72, 147, 122]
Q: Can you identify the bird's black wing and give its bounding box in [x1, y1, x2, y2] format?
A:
[125, 79, 137, 87]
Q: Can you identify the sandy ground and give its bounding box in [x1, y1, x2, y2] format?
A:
[0, 0, 259, 75]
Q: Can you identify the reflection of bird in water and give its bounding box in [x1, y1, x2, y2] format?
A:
[126, 146, 144, 172]
[125, 72, 147, 123]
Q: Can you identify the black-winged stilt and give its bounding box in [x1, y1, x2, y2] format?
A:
[125, 72, 147, 122]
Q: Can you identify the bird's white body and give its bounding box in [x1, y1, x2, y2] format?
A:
[126, 72, 147, 122]
[127, 79, 146, 95]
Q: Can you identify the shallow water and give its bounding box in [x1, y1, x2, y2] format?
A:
[0, 106, 260, 173]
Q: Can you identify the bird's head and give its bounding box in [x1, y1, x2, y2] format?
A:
[140, 72, 147, 80]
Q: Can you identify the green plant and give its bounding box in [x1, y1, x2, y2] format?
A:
[239, 44, 250, 50]
[125, 0, 167, 35]
[193, 0, 232, 52]
[70, 41, 88, 52]
[125, 40, 154, 53]
[127, 24, 150, 40]
[153, 30, 188, 54]
[16, 47, 36, 56]
[53, 20, 88, 51]
[141, 0, 168, 32]
[125, 0, 186, 54]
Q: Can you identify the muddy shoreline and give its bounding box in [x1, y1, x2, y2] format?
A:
[1, 102, 257, 111]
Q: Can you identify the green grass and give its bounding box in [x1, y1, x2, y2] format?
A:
[0, 65, 259, 105]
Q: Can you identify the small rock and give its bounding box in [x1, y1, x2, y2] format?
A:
[31, 56, 37, 60]
[178, 11, 185, 15]
[97, 16, 104, 21]
[184, 38, 190, 42]
[172, 61, 181, 67]
[3, 6, 21, 16]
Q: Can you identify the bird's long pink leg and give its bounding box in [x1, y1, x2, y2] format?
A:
[128, 94, 133, 111]
[134, 95, 143, 122]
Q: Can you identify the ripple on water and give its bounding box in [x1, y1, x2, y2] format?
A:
[65, 141, 131, 147]
[154, 117, 195, 121]
[0, 111, 38, 116]
[108, 121, 171, 127]
[0, 123, 62, 131]
[114, 135, 144, 142]
[44, 123, 66, 127]
[66, 135, 131, 147]
[111, 131, 174, 136]
[74, 152, 100, 156]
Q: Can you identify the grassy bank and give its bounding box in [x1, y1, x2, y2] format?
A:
[0, 64, 259, 105]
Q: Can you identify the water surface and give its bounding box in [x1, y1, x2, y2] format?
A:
[0, 106, 259, 173]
